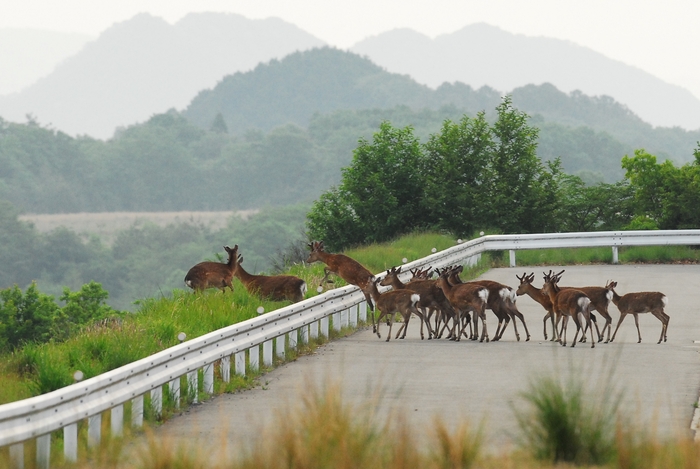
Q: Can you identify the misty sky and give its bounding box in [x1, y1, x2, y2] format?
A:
[2, 0, 699, 99]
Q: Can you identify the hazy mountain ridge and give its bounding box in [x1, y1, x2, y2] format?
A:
[0, 13, 325, 138]
[350, 23, 700, 130]
[183, 48, 699, 164]
[0, 28, 94, 96]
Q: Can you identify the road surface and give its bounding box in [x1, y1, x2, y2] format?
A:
[150, 264, 700, 457]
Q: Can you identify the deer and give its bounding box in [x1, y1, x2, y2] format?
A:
[234, 253, 307, 303]
[541, 270, 596, 348]
[516, 271, 610, 342]
[184, 245, 238, 292]
[435, 269, 490, 342]
[306, 241, 376, 312]
[608, 281, 669, 344]
[366, 277, 423, 341]
[447, 265, 531, 342]
[379, 266, 455, 340]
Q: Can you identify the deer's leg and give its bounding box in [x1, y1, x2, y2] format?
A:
[511, 306, 530, 341]
[480, 309, 489, 342]
[386, 313, 395, 342]
[543, 311, 550, 341]
[610, 312, 627, 343]
[561, 316, 569, 347]
[633, 313, 642, 343]
[374, 309, 386, 339]
[652, 309, 667, 344]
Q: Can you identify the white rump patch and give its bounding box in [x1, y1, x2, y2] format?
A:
[662, 295, 668, 306]
[478, 289, 489, 303]
[578, 297, 591, 310]
[411, 294, 420, 305]
[606, 290, 613, 301]
[300, 282, 308, 296]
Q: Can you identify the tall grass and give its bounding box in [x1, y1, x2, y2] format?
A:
[513, 359, 623, 465]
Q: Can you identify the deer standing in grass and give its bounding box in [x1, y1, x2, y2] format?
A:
[306, 241, 376, 312]
[234, 253, 307, 303]
[541, 271, 596, 348]
[367, 278, 422, 341]
[608, 281, 669, 344]
[435, 269, 489, 342]
[184, 245, 238, 292]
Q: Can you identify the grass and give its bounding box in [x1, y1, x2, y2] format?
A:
[513, 361, 623, 465]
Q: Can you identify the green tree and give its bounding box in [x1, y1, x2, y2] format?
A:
[307, 122, 426, 249]
[485, 96, 558, 233]
[422, 113, 492, 236]
[622, 147, 700, 229]
[0, 283, 61, 351]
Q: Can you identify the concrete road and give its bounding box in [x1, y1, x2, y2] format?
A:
[152, 264, 700, 456]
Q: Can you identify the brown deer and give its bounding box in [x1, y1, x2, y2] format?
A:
[541, 271, 595, 348]
[516, 272, 557, 341]
[367, 278, 423, 341]
[435, 270, 490, 342]
[448, 265, 530, 342]
[516, 271, 608, 342]
[234, 254, 307, 303]
[608, 281, 669, 344]
[306, 241, 376, 311]
[379, 266, 455, 340]
[184, 245, 238, 292]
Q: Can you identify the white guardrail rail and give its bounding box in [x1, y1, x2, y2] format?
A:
[2, 229, 700, 468]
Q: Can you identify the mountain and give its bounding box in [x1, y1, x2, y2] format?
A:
[183, 48, 699, 165]
[0, 28, 93, 95]
[0, 13, 325, 139]
[350, 24, 700, 131]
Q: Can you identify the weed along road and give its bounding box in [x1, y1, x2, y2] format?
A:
[152, 264, 700, 456]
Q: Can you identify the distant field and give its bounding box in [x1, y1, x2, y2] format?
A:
[19, 210, 258, 244]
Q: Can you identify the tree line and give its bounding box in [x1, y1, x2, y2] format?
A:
[307, 96, 700, 251]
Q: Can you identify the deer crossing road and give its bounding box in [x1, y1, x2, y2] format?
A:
[153, 264, 700, 454]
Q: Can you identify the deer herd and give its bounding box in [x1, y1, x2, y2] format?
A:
[184, 241, 670, 346]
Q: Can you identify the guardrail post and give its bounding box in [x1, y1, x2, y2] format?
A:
[187, 372, 198, 404]
[333, 312, 341, 332]
[249, 346, 259, 372]
[612, 246, 619, 264]
[203, 364, 214, 394]
[263, 340, 273, 366]
[9, 443, 23, 469]
[310, 320, 319, 339]
[36, 434, 50, 469]
[341, 308, 349, 328]
[288, 329, 298, 349]
[349, 304, 358, 327]
[359, 302, 367, 322]
[170, 378, 181, 409]
[64, 423, 78, 462]
[300, 324, 309, 344]
[276, 335, 285, 359]
[321, 316, 329, 337]
[509, 250, 516, 267]
[235, 351, 246, 376]
[132, 394, 144, 428]
[151, 387, 163, 417]
[221, 356, 231, 382]
[88, 414, 101, 448]
[111, 404, 124, 436]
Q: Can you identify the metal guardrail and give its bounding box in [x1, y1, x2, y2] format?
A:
[2, 229, 699, 468]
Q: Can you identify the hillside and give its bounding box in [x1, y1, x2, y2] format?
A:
[184, 47, 700, 166]
[350, 24, 700, 130]
[0, 13, 325, 138]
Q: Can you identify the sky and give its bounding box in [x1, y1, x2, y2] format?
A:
[1, 0, 699, 99]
